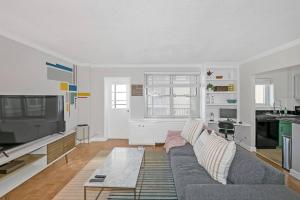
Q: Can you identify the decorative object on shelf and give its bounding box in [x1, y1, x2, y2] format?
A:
[216, 75, 223, 79]
[207, 69, 214, 78]
[207, 83, 215, 92]
[0, 160, 25, 174]
[210, 112, 215, 121]
[228, 84, 235, 91]
[131, 84, 143, 96]
[226, 99, 237, 104]
[214, 86, 229, 92]
[211, 95, 215, 104]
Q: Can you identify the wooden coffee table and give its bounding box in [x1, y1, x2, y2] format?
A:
[84, 147, 145, 200]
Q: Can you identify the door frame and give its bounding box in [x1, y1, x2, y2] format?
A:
[104, 77, 131, 139]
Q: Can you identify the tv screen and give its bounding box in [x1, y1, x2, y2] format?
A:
[0, 95, 65, 146]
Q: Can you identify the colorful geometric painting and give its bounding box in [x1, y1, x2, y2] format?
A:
[46, 63, 91, 115]
[60, 82, 69, 91]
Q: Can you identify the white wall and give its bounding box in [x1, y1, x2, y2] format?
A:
[0, 35, 78, 131]
[240, 44, 300, 149]
[89, 65, 202, 138]
[77, 66, 91, 126]
[256, 66, 300, 110]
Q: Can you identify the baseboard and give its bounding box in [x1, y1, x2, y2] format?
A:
[290, 169, 300, 180]
[90, 136, 108, 142]
[237, 142, 256, 152]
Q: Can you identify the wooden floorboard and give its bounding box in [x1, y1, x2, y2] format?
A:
[0, 139, 299, 200]
[0, 140, 162, 200]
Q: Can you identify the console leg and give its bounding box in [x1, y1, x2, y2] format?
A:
[65, 155, 68, 164]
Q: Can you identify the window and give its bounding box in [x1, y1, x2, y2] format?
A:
[145, 73, 200, 118]
[112, 84, 128, 109]
[255, 79, 274, 107]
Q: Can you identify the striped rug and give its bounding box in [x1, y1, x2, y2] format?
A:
[53, 151, 177, 200]
[108, 152, 178, 200]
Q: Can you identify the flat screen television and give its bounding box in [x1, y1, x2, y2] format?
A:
[0, 95, 65, 147]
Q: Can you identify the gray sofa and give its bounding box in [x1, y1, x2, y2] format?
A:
[169, 144, 300, 200]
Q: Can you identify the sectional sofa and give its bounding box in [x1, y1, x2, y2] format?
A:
[169, 143, 300, 200]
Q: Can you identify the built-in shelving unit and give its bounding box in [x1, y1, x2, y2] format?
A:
[206, 91, 236, 94]
[204, 65, 239, 121]
[207, 103, 237, 106]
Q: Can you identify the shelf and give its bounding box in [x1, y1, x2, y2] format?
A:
[206, 91, 236, 94]
[206, 79, 237, 81]
[0, 154, 46, 181]
[206, 104, 237, 106]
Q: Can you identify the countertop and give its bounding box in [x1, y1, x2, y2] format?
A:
[279, 118, 300, 124]
[256, 113, 300, 124]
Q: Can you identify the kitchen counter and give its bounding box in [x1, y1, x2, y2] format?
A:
[279, 118, 300, 124]
[256, 113, 300, 124]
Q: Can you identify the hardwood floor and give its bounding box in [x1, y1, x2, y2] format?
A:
[0, 140, 162, 200]
[1, 140, 299, 200]
[256, 153, 300, 194]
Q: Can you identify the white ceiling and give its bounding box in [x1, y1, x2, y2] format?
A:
[0, 0, 300, 65]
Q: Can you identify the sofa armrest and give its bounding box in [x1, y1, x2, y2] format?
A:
[184, 184, 300, 200]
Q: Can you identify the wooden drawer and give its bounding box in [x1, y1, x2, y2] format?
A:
[47, 132, 76, 164]
[47, 139, 64, 164]
[63, 133, 75, 152]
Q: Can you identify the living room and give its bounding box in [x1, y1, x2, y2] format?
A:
[0, 1, 300, 200]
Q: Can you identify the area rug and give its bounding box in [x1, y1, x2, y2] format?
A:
[108, 152, 178, 200]
[53, 151, 177, 200]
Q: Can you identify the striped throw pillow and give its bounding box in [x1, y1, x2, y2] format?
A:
[193, 129, 210, 162]
[198, 133, 236, 184]
[181, 119, 204, 145]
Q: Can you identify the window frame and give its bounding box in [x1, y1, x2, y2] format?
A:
[111, 84, 128, 109]
[144, 73, 201, 118]
[255, 78, 274, 108]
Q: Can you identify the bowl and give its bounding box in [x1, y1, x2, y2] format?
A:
[226, 99, 237, 104]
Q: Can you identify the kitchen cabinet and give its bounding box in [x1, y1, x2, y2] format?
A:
[278, 120, 292, 147]
[295, 74, 300, 100]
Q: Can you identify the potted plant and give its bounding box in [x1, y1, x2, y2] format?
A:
[207, 83, 215, 92]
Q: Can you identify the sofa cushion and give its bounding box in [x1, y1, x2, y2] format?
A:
[171, 155, 219, 200]
[184, 184, 300, 200]
[227, 145, 265, 184]
[197, 133, 236, 184]
[171, 155, 208, 176]
[169, 143, 195, 157]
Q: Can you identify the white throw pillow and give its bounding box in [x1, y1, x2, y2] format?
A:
[181, 119, 204, 145]
[193, 129, 210, 162]
[197, 134, 236, 184]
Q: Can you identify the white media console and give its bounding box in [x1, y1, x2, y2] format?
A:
[0, 130, 76, 198]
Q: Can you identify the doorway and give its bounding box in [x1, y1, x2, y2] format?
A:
[104, 77, 131, 139]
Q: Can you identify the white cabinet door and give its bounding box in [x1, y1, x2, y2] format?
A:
[295, 74, 300, 100]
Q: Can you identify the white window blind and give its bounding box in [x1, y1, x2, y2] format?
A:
[145, 73, 200, 118]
